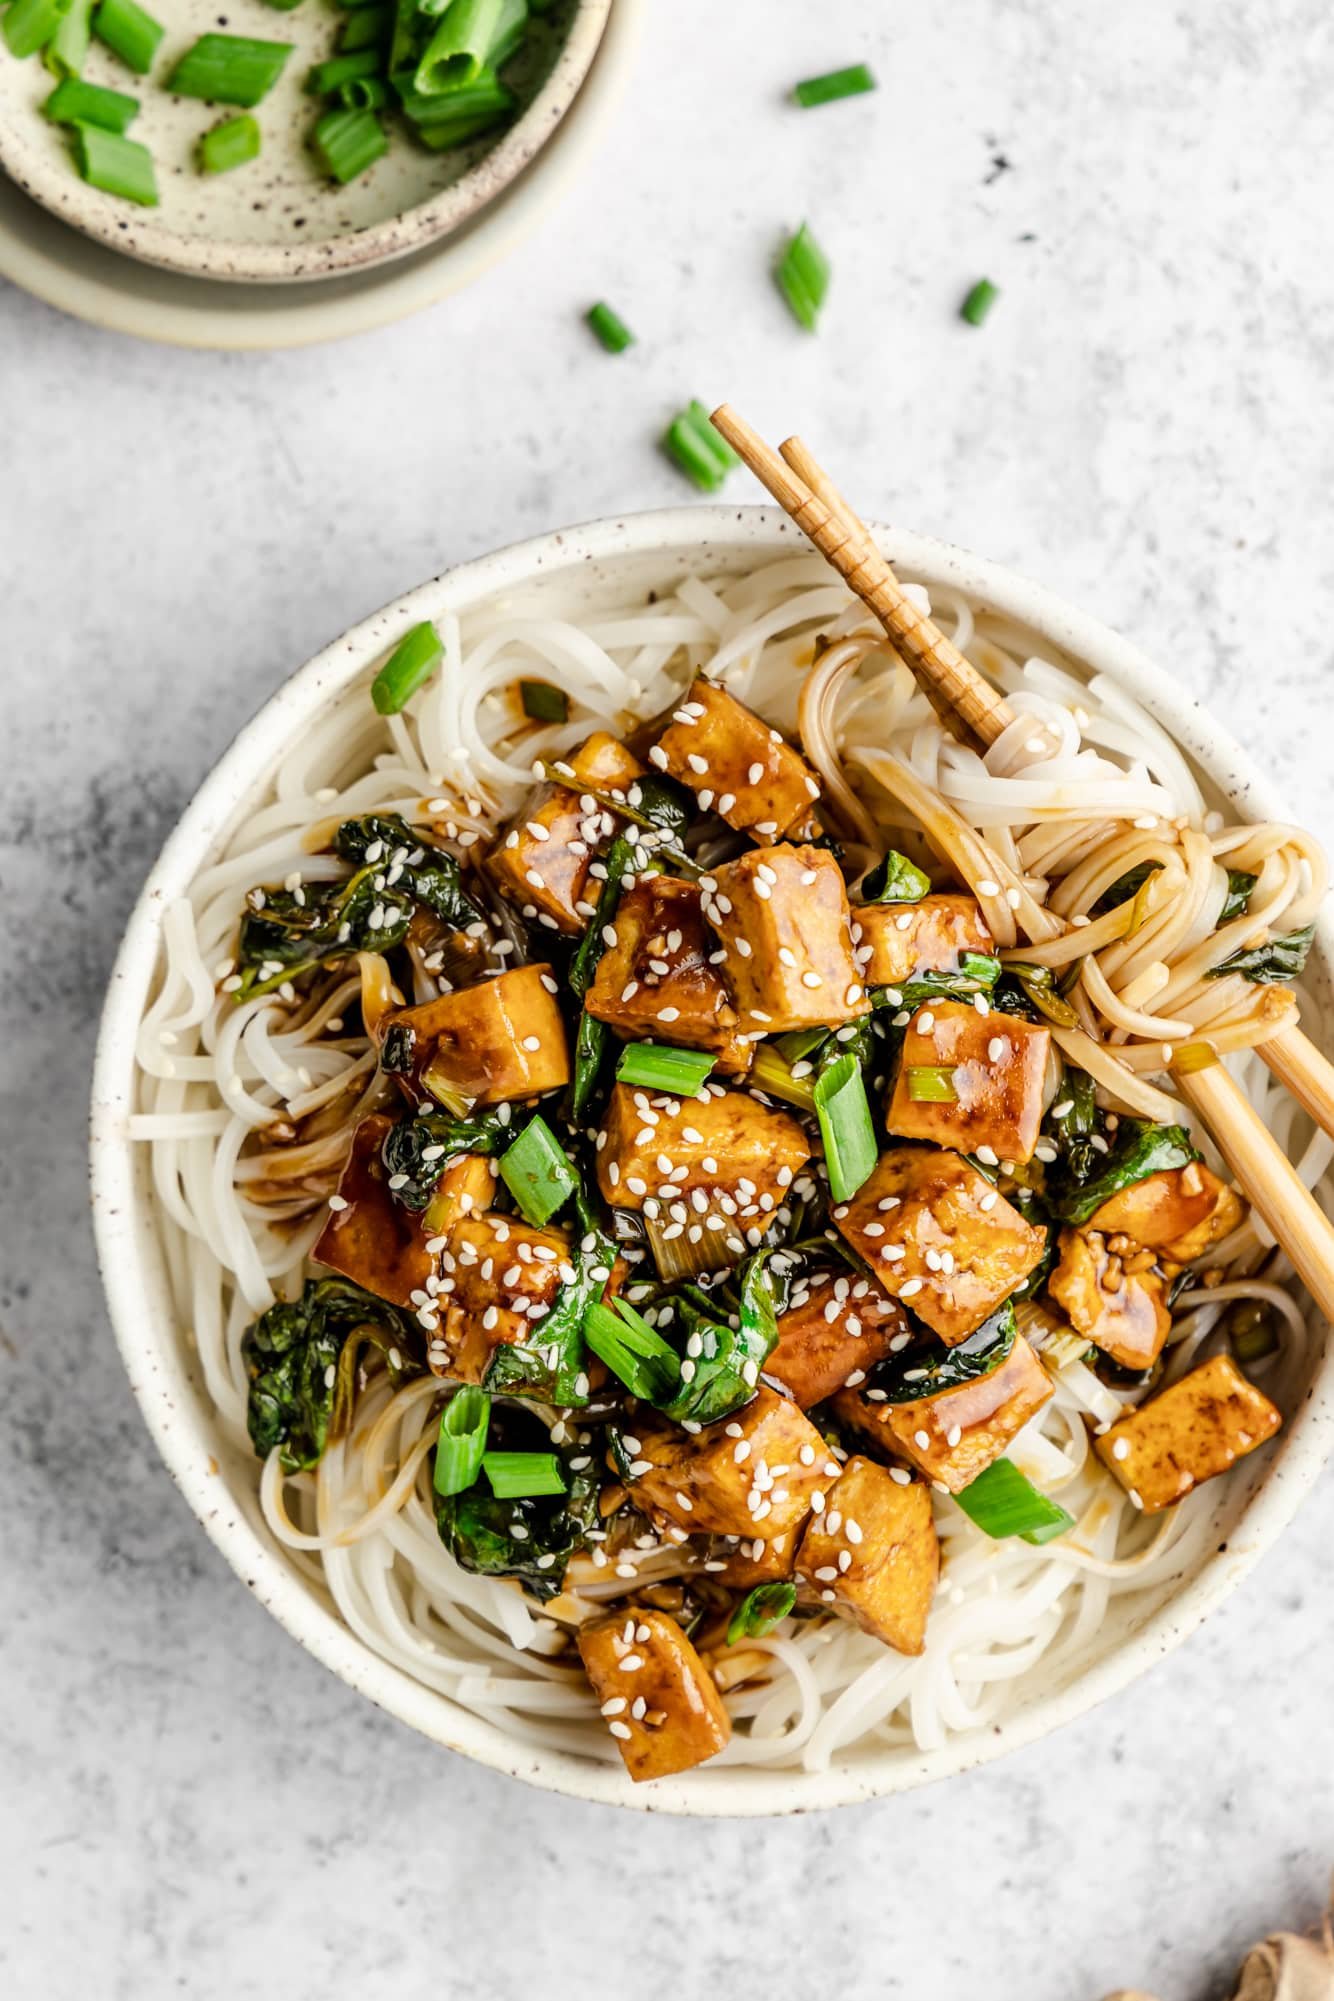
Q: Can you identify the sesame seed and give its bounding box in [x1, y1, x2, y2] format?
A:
[327, 1194, 348, 1212]
[976, 878, 1000, 896]
[900, 1278, 924, 1298]
[987, 1036, 1004, 1061]
[1112, 1438, 1130, 1461]
[914, 1429, 930, 1449]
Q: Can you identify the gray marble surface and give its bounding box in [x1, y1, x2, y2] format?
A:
[4, 3, 1334, 1995]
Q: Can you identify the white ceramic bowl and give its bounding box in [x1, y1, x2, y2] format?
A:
[0, 0, 609, 282]
[90, 507, 1334, 1815]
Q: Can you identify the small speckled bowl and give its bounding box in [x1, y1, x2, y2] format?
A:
[0, 0, 609, 282]
[90, 508, 1334, 1815]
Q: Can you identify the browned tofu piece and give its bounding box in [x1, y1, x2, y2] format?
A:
[422, 1152, 496, 1234]
[835, 1146, 1048, 1344]
[579, 1609, 731, 1781]
[595, 1081, 810, 1215]
[795, 1456, 939, 1653]
[706, 844, 870, 1034]
[626, 1387, 830, 1540]
[433, 1210, 572, 1382]
[833, 1336, 1054, 1493]
[887, 1001, 1051, 1165]
[1094, 1354, 1281, 1513]
[693, 1531, 798, 1587]
[1048, 1227, 1171, 1371]
[488, 731, 645, 934]
[766, 1271, 911, 1409]
[314, 1114, 435, 1309]
[584, 875, 751, 1075]
[650, 676, 819, 841]
[855, 893, 992, 989]
[1088, 1162, 1244, 1263]
[390, 964, 569, 1109]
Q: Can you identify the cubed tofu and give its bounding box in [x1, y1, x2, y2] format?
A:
[795, 1456, 939, 1653]
[625, 1387, 830, 1540]
[314, 1114, 436, 1308]
[854, 893, 993, 989]
[693, 1532, 797, 1587]
[578, 1609, 731, 1781]
[1047, 1227, 1171, 1371]
[833, 1336, 1054, 1493]
[835, 1146, 1049, 1343]
[433, 1210, 572, 1382]
[1088, 1162, 1244, 1264]
[650, 676, 819, 842]
[584, 875, 751, 1074]
[766, 1271, 911, 1409]
[887, 1001, 1051, 1165]
[422, 1151, 497, 1235]
[706, 844, 870, 1033]
[595, 1081, 810, 1216]
[1094, 1353, 1282, 1514]
[488, 731, 645, 934]
[389, 964, 569, 1109]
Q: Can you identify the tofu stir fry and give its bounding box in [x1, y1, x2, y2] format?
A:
[236, 679, 1286, 1784]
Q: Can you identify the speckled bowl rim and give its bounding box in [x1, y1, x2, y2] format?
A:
[0, 0, 610, 284]
[90, 506, 1334, 1816]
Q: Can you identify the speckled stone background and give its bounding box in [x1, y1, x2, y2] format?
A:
[3, 4, 1334, 1996]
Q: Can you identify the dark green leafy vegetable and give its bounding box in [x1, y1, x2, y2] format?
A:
[865, 1300, 1017, 1405]
[434, 1462, 600, 1601]
[1045, 1119, 1199, 1227]
[1091, 861, 1157, 917]
[954, 1457, 1074, 1544]
[567, 829, 635, 1123]
[860, 848, 930, 904]
[243, 1278, 415, 1471]
[727, 1581, 797, 1644]
[1007, 1185, 1057, 1303]
[380, 1103, 511, 1210]
[484, 1187, 613, 1406]
[235, 812, 482, 998]
[1003, 961, 1080, 1028]
[520, 679, 569, 722]
[1207, 923, 1314, 986]
[655, 1254, 780, 1426]
[1045, 1066, 1101, 1185]
[1219, 869, 1257, 923]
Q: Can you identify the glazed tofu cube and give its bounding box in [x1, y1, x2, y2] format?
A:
[854, 894, 992, 989]
[706, 845, 869, 1033]
[835, 1146, 1048, 1344]
[766, 1271, 911, 1409]
[314, 1114, 436, 1309]
[434, 1210, 573, 1382]
[833, 1336, 1054, 1493]
[650, 676, 819, 841]
[694, 1532, 797, 1588]
[625, 1387, 829, 1540]
[584, 875, 751, 1074]
[422, 1151, 497, 1235]
[1093, 1353, 1282, 1513]
[391, 964, 569, 1109]
[795, 1456, 939, 1653]
[887, 1000, 1051, 1165]
[1048, 1227, 1171, 1371]
[1088, 1162, 1244, 1264]
[595, 1082, 810, 1216]
[579, 1609, 731, 1781]
[489, 731, 645, 934]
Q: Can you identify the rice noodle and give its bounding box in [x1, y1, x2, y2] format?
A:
[129, 553, 1327, 1775]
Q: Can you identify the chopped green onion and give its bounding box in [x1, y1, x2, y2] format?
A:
[813, 1052, 877, 1202]
[44, 76, 139, 133]
[44, 0, 93, 79]
[91, 0, 161, 70]
[311, 103, 387, 178]
[199, 112, 261, 172]
[260, 0, 304, 10]
[727, 1581, 797, 1644]
[954, 1458, 1074, 1544]
[498, 1116, 577, 1227]
[748, 1042, 816, 1111]
[775, 221, 830, 332]
[615, 1042, 715, 1095]
[167, 33, 293, 106]
[662, 399, 741, 493]
[519, 679, 568, 724]
[433, 1385, 490, 1496]
[413, 0, 503, 93]
[3, 0, 71, 61]
[1006, 963, 1079, 1028]
[70, 121, 156, 203]
[339, 75, 387, 107]
[585, 301, 634, 353]
[396, 70, 513, 144]
[792, 62, 876, 108]
[584, 1297, 681, 1403]
[906, 1064, 959, 1104]
[482, 1449, 566, 1499]
[306, 47, 379, 94]
[960, 278, 1000, 327]
[484, 0, 526, 66]
[370, 620, 442, 714]
[338, 3, 386, 48]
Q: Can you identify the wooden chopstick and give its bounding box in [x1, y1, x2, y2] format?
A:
[714, 401, 1334, 1291]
